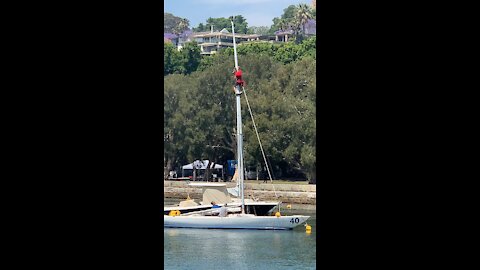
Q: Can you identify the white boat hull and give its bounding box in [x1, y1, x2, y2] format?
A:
[164, 214, 309, 230]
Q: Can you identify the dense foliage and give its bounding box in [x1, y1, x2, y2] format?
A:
[193, 15, 248, 34]
[269, 4, 315, 39]
[222, 36, 316, 65]
[246, 26, 270, 35]
[164, 37, 316, 183]
[164, 42, 201, 75]
[164, 36, 316, 76]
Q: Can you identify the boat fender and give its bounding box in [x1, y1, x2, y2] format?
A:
[305, 223, 312, 233]
[275, 212, 281, 217]
[168, 210, 181, 216]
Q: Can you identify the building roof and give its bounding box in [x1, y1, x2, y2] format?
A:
[274, 29, 294, 35]
[192, 31, 260, 39]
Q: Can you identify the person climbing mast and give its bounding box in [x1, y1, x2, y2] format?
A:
[232, 66, 244, 93]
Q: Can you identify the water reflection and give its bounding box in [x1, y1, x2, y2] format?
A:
[166, 229, 179, 237]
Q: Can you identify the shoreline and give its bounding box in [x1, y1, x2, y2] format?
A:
[164, 180, 316, 206]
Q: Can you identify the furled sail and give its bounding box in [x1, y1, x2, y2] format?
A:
[227, 167, 240, 197]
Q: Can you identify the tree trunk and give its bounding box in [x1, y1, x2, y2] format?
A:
[164, 156, 168, 180]
[308, 169, 316, 184]
[164, 158, 173, 180]
[204, 160, 211, 182]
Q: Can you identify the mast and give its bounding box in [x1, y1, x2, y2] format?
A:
[231, 19, 245, 214]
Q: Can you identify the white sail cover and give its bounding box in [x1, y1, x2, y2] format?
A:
[188, 183, 232, 205]
[202, 186, 231, 205]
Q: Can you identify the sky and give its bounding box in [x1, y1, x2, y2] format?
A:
[164, 0, 311, 28]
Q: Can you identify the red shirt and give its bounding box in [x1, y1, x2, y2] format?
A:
[235, 70, 243, 79]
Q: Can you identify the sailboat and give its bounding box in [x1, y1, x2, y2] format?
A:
[164, 20, 310, 230]
[163, 182, 280, 216]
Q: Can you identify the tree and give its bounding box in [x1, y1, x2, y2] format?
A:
[294, 4, 313, 43]
[230, 15, 248, 34]
[164, 13, 184, 33]
[247, 26, 270, 35]
[193, 23, 205, 32]
[269, 5, 298, 33]
[164, 41, 201, 76]
[219, 36, 316, 65]
[194, 15, 248, 34]
[204, 17, 229, 32]
[164, 42, 183, 75]
[180, 41, 201, 74]
[174, 18, 190, 35]
[164, 36, 317, 182]
[282, 5, 298, 21]
[164, 74, 196, 179]
[278, 19, 289, 31]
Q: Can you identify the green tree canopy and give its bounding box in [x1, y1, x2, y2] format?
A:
[193, 15, 248, 34]
[163, 41, 201, 75]
[164, 37, 317, 183]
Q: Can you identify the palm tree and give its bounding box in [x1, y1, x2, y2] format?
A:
[294, 4, 313, 41]
[178, 18, 190, 33]
[278, 18, 288, 31]
[172, 18, 189, 47]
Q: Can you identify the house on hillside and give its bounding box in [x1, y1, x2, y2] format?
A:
[274, 29, 294, 42]
[274, 19, 316, 42]
[162, 25, 262, 55]
[190, 28, 260, 55]
[164, 19, 316, 54]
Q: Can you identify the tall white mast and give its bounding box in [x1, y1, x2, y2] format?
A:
[231, 19, 245, 214]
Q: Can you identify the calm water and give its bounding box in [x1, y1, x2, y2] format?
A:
[164, 199, 317, 270]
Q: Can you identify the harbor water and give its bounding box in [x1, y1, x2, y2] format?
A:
[164, 199, 317, 270]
